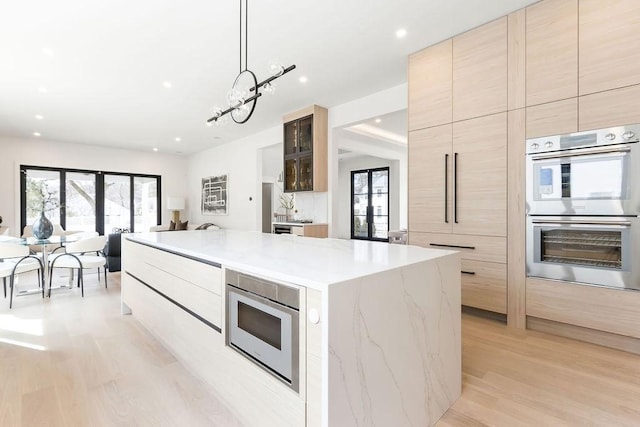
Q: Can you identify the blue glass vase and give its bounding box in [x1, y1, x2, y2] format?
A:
[32, 211, 54, 239]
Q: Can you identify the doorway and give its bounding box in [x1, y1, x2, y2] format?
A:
[351, 167, 389, 241]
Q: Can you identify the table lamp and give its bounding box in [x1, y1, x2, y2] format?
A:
[167, 197, 185, 224]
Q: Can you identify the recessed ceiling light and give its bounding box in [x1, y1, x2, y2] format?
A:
[35, 114, 44, 120]
[42, 48, 55, 56]
[38, 86, 48, 93]
[33, 132, 41, 137]
[396, 28, 407, 39]
[153, 147, 159, 152]
[162, 81, 172, 89]
[213, 136, 222, 140]
[375, 118, 382, 123]
[299, 76, 308, 84]
[175, 137, 181, 142]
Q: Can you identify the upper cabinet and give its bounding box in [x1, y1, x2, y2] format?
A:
[526, 0, 578, 106]
[453, 17, 508, 122]
[579, 0, 640, 95]
[283, 105, 328, 193]
[408, 40, 452, 131]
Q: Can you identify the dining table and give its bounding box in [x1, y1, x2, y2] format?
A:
[0, 234, 84, 296]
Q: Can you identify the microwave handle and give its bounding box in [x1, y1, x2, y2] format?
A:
[530, 145, 631, 161]
[532, 219, 631, 227]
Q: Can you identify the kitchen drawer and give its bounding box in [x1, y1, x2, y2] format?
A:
[409, 232, 506, 264]
[291, 226, 304, 236]
[124, 239, 222, 295]
[461, 260, 507, 314]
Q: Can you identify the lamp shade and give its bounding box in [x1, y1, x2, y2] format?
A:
[167, 197, 185, 211]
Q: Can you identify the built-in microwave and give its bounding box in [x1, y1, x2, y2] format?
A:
[526, 124, 640, 216]
[225, 269, 300, 392]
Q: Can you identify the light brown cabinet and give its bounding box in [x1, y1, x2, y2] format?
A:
[408, 40, 452, 131]
[408, 124, 452, 234]
[579, 0, 640, 96]
[526, 98, 578, 139]
[283, 105, 328, 193]
[452, 113, 507, 237]
[453, 17, 508, 122]
[408, 113, 507, 314]
[526, 0, 578, 106]
[579, 84, 640, 131]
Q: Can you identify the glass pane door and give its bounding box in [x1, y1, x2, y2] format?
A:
[25, 169, 61, 228]
[350, 167, 389, 241]
[66, 172, 97, 232]
[134, 177, 158, 232]
[284, 121, 298, 155]
[104, 174, 131, 232]
[298, 116, 313, 153]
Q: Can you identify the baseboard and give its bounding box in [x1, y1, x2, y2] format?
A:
[527, 316, 640, 356]
[462, 305, 507, 323]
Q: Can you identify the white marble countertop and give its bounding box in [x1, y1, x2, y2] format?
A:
[125, 230, 457, 290]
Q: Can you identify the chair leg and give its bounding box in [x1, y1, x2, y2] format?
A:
[80, 269, 84, 298]
[41, 267, 45, 298]
[104, 267, 108, 288]
[9, 276, 14, 309]
[3, 277, 6, 298]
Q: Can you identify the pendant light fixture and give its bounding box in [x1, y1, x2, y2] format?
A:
[207, 0, 296, 125]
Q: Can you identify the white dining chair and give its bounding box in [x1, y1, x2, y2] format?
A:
[48, 235, 108, 297]
[0, 243, 45, 308]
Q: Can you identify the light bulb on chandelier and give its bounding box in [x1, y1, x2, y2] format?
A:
[206, 0, 296, 126]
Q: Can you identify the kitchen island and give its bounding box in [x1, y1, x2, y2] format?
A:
[121, 230, 461, 426]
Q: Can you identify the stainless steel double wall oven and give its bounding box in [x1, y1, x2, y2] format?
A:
[526, 124, 640, 290]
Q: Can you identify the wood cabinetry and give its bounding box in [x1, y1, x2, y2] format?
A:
[452, 113, 507, 237]
[408, 124, 452, 234]
[408, 113, 507, 314]
[526, 0, 578, 106]
[579, 0, 640, 95]
[526, 98, 578, 138]
[579, 83, 640, 131]
[453, 17, 507, 121]
[408, 40, 452, 131]
[283, 105, 328, 193]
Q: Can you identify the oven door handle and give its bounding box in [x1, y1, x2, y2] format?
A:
[530, 145, 631, 161]
[532, 219, 631, 227]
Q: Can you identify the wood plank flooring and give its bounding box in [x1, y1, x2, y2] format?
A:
[2, 271, 640, 426]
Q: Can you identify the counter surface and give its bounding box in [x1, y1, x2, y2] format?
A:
[125, 229, 456, 290]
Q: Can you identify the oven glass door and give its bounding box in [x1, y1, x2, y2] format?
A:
[228, 287, 294, 382]
[527, 145, 638, 215]
[532, 151, 629, 201]
[527, 217, 638, 290]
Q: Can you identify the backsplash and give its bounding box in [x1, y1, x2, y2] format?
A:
[294, 192, 328, 223]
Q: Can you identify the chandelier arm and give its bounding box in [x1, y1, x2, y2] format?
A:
[206, 92, 262, 123]
[250, 64, 297, 93]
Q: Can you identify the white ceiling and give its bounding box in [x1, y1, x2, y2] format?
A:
[0, 0, 538, 155]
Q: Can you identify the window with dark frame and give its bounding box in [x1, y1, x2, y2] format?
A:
[20, 165, 161, 235]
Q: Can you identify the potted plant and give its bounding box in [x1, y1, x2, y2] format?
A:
[27, 180, 61, 239]
[279, 193, 295, 221]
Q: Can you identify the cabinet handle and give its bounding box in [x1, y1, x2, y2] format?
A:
[454, 152, 458, 224]
[444, 154, 449, 223]
[461, 271, 476, 275]
[429, 243, 476, 250]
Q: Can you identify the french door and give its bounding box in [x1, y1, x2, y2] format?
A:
[351, 167, 389, 241]
[20, 165, 161, 235]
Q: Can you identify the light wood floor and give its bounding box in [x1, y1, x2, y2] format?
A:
[2, 272, 640, 426]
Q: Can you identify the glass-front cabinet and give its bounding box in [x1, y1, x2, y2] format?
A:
[284, 114, 314, 192]
[283, 105, 328, 193]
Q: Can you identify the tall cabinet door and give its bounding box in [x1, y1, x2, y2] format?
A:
[452, 113, 507, 237]
[408, 124, 452, 234]
[408, 40, 452, 131]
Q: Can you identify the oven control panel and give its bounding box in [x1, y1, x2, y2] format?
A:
[526, 124, 640, 154]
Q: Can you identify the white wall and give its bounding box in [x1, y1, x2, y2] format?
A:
[0, 136, 188, 237]
[337, 155, 400, 239]
[188, 126, 284, 231]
